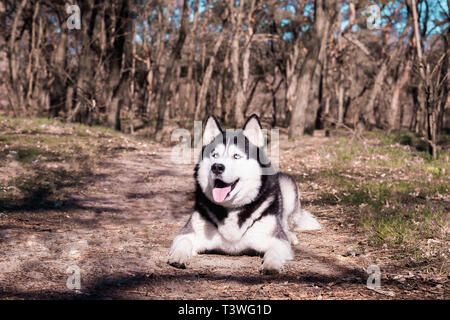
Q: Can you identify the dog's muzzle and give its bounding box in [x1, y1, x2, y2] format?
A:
[211, 163, 225, 175]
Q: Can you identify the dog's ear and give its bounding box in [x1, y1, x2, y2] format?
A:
[203, 115, 222, 146]
[243, 114, 264, 147]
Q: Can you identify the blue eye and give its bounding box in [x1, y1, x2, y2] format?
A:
[211, 152, 219, 158]
[233, 154, 241, 159]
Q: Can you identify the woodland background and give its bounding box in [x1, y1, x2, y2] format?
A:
[0, 0, 449, 151]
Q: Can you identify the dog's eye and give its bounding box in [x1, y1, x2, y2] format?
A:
[233, 154, 242, 159]
[211, 152, 219, 158]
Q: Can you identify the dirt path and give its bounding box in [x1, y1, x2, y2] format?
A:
[0, 134, 446, 299]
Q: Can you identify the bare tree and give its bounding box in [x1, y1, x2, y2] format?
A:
[289, 0, 336, 138]
[0, 0, 448, 142]
[154, 0, 189, 141]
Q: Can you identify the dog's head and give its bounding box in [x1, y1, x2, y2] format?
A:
[195, 114, 272, 208]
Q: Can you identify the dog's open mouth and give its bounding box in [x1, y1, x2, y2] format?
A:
[212, 179, 239, 203]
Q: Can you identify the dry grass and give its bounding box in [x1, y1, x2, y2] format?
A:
[284, 130, 449, 273]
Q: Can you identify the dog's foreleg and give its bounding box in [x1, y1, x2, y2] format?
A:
[168, 212, 219, 269]
[261, 238, 293, 275]
[168, 213, 198, 268]
[168, 234, 195, 269]
[246, 216, 294, 274]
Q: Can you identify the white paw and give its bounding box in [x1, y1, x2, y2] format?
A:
[261, 251, 284, 274]
[168, 238, 193, 269]
[261, 242, 294, 274]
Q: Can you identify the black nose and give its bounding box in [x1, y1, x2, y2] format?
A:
[211, 163, 225, 175]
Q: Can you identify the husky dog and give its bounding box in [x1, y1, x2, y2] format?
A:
[168, 114, 321, 274]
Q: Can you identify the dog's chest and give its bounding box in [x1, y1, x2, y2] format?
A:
[216, 196, 275, 243]
[217, 210, 245, 242]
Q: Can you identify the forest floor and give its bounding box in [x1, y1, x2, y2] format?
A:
[0, 116, 448, 300]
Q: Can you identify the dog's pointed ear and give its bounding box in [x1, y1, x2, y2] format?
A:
[203, 115, 222, 146]
[243, 114, 264, 147]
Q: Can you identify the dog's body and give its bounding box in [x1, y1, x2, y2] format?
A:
[168, 115, 321, 273]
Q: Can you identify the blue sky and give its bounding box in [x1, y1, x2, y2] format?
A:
[135, 0, 449, 44]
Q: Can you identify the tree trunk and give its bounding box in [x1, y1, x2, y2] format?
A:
[228, 0, 256, 126]
[106, 0, 133, 130]
[71, 0, 99, 123]
[337, 76, 345, 126]
[229, 0, 245, 126]
[306, 17, 330, 133]
[364, 61, 387, 128]
[6, 0, 27, 116]
[389, 57, 412, 130]
[194, 28, 227, 120]
[154, 0, 189, 141]
[289, 0, 334, 138]
[289, 60, 316, 137]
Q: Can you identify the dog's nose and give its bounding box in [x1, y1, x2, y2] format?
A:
[211, 163, 225, 175]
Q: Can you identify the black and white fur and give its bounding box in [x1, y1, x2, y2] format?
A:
[168, 115, 321, 274]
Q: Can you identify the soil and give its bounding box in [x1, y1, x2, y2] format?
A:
[0, 132, 447, 300]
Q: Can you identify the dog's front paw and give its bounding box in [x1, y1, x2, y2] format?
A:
[168, 238, 193, 269]
[261, 261, 282, 275]
[261, 252, 283, 275]
[260, 266, 280, 275]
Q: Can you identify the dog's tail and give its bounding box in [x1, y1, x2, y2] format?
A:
[292, 209, 322, 231]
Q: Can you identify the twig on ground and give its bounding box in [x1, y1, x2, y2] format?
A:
[366, 286, 396, 297]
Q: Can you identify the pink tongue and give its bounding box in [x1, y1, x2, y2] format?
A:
[212, 186, 232, 202]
